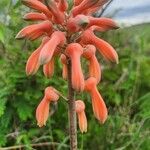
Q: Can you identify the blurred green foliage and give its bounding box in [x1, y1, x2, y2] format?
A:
[0, 0, 150, 149]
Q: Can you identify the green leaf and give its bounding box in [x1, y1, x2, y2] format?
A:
[0, 98, 7, 118]
[138, 93, 150, 118]
[0, 24, 5, 43]
[16, 101, 33, 121]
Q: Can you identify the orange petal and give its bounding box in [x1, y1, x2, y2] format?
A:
[26, 48, 40, 75]
[36, 97, 50, 127]
[72, 0, 108, 16]
[22, 0, 52, 18]
[93, 37, 119, 64]
[23, 12, 47, 21]
[45, 0, 65, 24]
[83, 45, 101, 83]
[60, 54, 68, 80]
[89, 56, 101, 83]
[39, 31, 66, 65]
[67, 15, 89, 32]
[44, 87, 59, 101]
[77, 111, 87, 133]
[88, 17, 119, 30]
[84, 77, 108, 124]
[58, 0, 68, 12]
[91, 88, 108, 124]
[43, 56, 55, 78]
[74, 0, 83, 6]
[26, 37, 49, 75]
[81, 29, 119, 63]
[75, 100, 87, 133]
[66, 43, 85, 92]
[16, 21, 52, 40]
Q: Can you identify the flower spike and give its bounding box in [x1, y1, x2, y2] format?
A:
[17, 0, 120, 138]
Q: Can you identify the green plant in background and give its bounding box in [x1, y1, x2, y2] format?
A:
[0, 0, 150, 149]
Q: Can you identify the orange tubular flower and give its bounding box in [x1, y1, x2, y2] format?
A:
[67, 15, 89, 32]
[22, 0, 52, 19]
[73, 0, 83, 6]
[39, 31, 66, 65]
[72, 0, 108, 16]
[66, 43, 85, 92]
[45, 0, 65, 24]
[58, 0, 68, 12]
[36, 97, 50, 127]
[83, 45, 101, 83]
[87, 17, 119, 29]
[23, 12, 47, 21]
[36, 86, 59, 127]
[75, 100, 87, 133]
[85, 77, 108, 124]
[67, 14, 119, 33]
[60, 54, 68, 80]
[26, 37, 50, 76]
[15, 21, 52, 40]
[43, 56, 55, 78]
[80, 29, 119, 63]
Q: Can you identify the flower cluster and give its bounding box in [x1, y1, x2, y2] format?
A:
[16, 0, 119, 133]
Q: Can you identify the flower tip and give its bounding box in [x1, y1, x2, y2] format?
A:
[114, 55, 119, 64]
[116, 58, 119, 64]
[15, 33, 24, 40]
[39, 57, 48, 65]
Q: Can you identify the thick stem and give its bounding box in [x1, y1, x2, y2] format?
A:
[67, 58, 77, 150]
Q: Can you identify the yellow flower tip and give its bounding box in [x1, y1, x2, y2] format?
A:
[80, 128, 87, 134]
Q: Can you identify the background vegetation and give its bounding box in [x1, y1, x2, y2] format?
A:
[0, 0, 150, 149]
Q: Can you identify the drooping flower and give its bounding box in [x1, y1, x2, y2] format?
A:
[80, 28, 119, 63]
[75, 100, 87, 133]
[60, 54, 68, 80]
[36, 86, 59, 127]
[65, 43, 85, 92]
[85, 77, 108, 124]
[83, 45, 101, 83]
